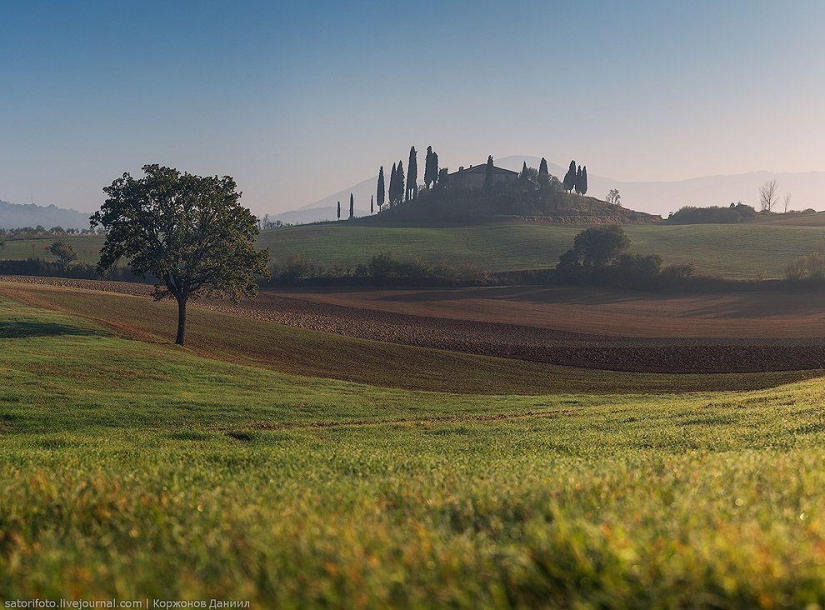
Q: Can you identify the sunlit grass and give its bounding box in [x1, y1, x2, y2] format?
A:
[3, 296, 825, 605]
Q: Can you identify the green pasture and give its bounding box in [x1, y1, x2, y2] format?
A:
[3, 295, 825, 605]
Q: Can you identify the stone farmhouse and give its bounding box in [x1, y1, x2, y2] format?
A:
[448, 163, 519, 190]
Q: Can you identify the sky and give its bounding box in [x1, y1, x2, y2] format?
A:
[2, 0, 824, 215]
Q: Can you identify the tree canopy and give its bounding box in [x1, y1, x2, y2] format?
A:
[91, 164, 270, 345]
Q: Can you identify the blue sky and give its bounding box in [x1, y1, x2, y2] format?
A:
[1, 1, 824, 214]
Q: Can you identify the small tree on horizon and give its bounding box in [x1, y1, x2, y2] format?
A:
[520, 161, 528, 179]
[377, 166, 385, 209]
[606, 188, 621, 206]
[580, 166, 588, 196]
[396, 161, 405, 204]
[759, 180, 779, 212]
[349, 193, 354, 219]
[389, 163, 397, 206]
[406, 147, 418, 201]
[371, 195, 374, 214]
[337, 201, 341, 220]
[424, 146, 434, 189]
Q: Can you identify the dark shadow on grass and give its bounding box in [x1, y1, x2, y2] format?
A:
[0, 321, 103, 339]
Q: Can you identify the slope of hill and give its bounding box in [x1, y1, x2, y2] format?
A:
[273, 177, 374, 224]
[0, 199, 91, 230]
[359, 181, 659, 227]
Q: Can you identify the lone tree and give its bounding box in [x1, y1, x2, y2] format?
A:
[484, 155, 494, 188]
[370, 195, 374, 214]
[349, 193, 354, 219]
[606, 188, 621, 206]
[377, 166, 385, 209]
[91, 164, 270, 346]
[558, 225, 630, 269]
[563, 160, 577, 192]
[49, 241, 78, 270]
[579, 166, 588, 196]
[759, 180, 779, 212]
[406, 146, 418, 201]
[337, 201, 341, 220]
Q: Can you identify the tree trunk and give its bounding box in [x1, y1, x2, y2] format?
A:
[176, 296, 187, 346]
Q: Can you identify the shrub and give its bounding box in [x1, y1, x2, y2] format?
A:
[786, 253, 825, 283]
[666, 204, 757, 224]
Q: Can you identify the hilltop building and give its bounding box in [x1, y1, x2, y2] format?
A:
[448, 164, 518, 190]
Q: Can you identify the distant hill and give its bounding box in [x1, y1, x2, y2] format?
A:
[274, 156, 825, 224]
[273, 177, 374, 224]
[0, 200, 91, 230]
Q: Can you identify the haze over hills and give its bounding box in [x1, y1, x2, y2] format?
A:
[0, 200, 91, 230]
[273, 155, 825, 225]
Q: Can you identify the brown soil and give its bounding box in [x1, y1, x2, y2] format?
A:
[5, 276, 825, 374]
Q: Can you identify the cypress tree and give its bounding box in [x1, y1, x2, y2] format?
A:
[484, 155, 494, 188]
[337, 201, 341, 220]
[580, 166, 588, 196]
[563, 160, 576, 192]
[397, 161, 405, 204]
[377, 166, 385, 208]
[349, 193, 354, 219]
[424, 146, 434, 188]
[389, 163, 397, 206]
[538, 158, 549, 188]
[407, 147, 417, 201]
[520, 161, 528, 179]
[371, 195, 374, 214]
[432, 151, 439, 186]
[575, 165, 582, 194]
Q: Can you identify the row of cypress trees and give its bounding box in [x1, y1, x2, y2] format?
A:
[376, 145, 441, 209]
[562, 160, 588, 195]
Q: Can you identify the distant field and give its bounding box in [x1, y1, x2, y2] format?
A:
[4, 221, 825, 278]
[1, 234, 105, 264]
[5, 279, 812, 393]
[263, 222, 825, 279]
[5, 294, 825, 605]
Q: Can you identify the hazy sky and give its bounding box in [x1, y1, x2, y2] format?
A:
[2, 1, 824, 214]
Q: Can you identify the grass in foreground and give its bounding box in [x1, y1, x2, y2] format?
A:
[3, 297, 825, 606]
[3, 281, 818, 394]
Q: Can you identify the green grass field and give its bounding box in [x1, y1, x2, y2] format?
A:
[261, 222, 825, 279]
[7, 221, 824, 279]
[1, 235, 105, 265]
[4, 292, 825, 605]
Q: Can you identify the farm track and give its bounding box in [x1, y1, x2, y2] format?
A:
[5, 275, 825, 374]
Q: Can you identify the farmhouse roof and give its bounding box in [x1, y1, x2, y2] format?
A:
[449, 164, 518, 176]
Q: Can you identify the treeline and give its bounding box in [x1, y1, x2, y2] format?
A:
[0, 226, 99, 240]
[0, 258, 148, 282]
[666, 203, 757, 224]
[267, 253, 490, 287]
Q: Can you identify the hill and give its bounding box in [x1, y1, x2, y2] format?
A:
[273, 155, 825, 223]
[0, 199, 91, 230]
[359, 181, 659, 227]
